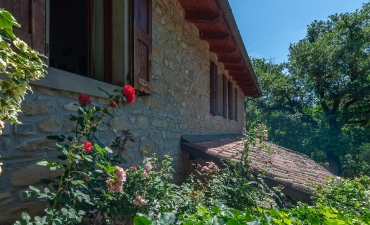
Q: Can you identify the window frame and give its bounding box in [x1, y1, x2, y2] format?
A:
[45, 0, 153, 93]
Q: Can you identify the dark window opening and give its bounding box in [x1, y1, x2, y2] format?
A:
[50, 0, 88, 77]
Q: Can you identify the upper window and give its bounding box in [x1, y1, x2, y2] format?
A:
[210, 62, 227, 118]
[1, 0, 152, 94]
[227, 82, 238, 121]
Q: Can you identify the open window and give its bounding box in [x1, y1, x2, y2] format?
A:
[1, 0, 153, 93]
[49, 0, 134, 86]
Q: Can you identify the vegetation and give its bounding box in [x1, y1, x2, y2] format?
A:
[247, 2, 370, 177]
[3, 3, 370, 225]
[0, 8, 45, 175]
[13, 88, 370, 224]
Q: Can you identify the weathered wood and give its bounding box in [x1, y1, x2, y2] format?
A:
[235, 88, 238, 121]
[209, 46, 237, 54]
[210, 62, 218, 116]
[223, 74, 227, 119]
[0, 0, 45, 54]
[185, 11, 220, 24]
[200, 32, 231, 42]
[223, 63, 246, 71]
[218, 56, 242, 64]
[133, 0, 152, 94]
[228, 81, 233, 120]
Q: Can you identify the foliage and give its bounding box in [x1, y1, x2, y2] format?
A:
[0, 8, 45, 176]
[312, 175, 370, 218]
[136, 202, 370, 225]
[247, 2, 370, 177]
[14, 87, 147, 224]
[0, 8, 46, 126]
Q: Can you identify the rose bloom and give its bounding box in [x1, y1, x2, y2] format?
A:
[144, 164, 153, 173]
[78, 94, 91, 105]
[109, 99, 120, 108]
[84, 141, 92, 152]
[123, 85, 135, 103]
[125, 94, 135, 103]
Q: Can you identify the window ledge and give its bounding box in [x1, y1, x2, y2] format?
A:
[214, 115, 225, 120]
[30, 67, 121, 99]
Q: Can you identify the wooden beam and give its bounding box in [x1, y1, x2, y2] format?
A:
[200, 32, 232, 42]
[224, 64, 245, 71]
[209, 46, 237, 54]
[185, 11, 220, 24]
[218, 56, 242, 64]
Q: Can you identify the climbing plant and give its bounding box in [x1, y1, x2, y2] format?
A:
[0, 8, 46, 132]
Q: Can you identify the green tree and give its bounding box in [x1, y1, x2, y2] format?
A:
[247, 2, 370, 176]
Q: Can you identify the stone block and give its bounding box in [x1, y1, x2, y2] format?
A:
[110, 117, 132, 131]
[140, 142, 155, 156]
[152, 119, 167, 128]
[122, 151, 139, 163]
[15, 123, 35, 135]
[1, 137, 10, 150]
[16, 138, 55, 151]
[21, 102, 50, 115]
[0, 121, 12, 135]
[37, 117, 62, 133]
[143, 96, 160, 110]
[135, 117, 149, 130]
[163, 67, 176, 85]
[0, 202, 48, 224]
[63, 102, 79, 111]
[11, 165, 62, 187]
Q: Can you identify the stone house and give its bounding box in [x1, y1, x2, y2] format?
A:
[0, 0, 331, 223]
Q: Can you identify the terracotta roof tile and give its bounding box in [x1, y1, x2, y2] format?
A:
[182, 137, 333, 195]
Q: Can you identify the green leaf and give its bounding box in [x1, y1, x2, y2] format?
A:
[94, 143, 104, 157]
[134, 215, 152, 225]
[21, 212, 31, 220]
[159, 212, 176, 225]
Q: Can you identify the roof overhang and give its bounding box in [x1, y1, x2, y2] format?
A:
[177, 0, 262, 97]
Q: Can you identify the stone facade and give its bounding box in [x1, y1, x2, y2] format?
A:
[0, 0, 247, 223]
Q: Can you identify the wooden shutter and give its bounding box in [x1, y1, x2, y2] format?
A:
[223, 74, 227, 119]
[235, 88, 238, 122]
[228, 81, 233, 120]
[133, 0, 152, 94]
[210, 62, 217, 115]
[0, 0, 45, 54]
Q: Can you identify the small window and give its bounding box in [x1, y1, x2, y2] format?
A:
[210, 62, 218, 116]
[210, 62, 229, 118]
[228, 81, 233, 120]
[227, 81, 238, 121]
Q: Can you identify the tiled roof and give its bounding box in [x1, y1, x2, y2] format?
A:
[181, 136, 333, 201]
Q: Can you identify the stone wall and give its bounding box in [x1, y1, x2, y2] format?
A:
[0, 0, 247, 223]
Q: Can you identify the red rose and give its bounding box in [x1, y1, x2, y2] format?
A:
[123, 85, 135, 103]
[109, 99, 120, 108]
[125, 94, 135, 103]
[84, 141, 92, 152]
[78, 94, 91, 105]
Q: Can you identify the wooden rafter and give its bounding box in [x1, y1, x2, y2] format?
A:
[185, 11, 221, 24]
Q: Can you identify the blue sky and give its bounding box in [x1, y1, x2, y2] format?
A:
[229, 0, 368, 64]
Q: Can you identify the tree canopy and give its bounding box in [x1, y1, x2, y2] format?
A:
[247, 2, 370, 177]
